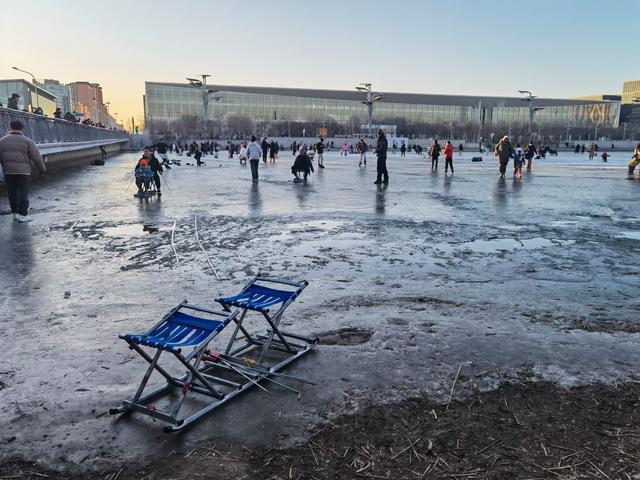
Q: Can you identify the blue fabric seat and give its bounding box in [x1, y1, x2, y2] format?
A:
[217, 284, 299, 312]
[122, 311, 226, 353]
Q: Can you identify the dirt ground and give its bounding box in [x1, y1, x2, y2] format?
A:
[3, 379, 640, 480]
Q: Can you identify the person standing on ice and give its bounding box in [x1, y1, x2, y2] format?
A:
[358, 138, 368, 166]
[315, 137, 325, 169]
[443, 140, 454, 173]
[374, 129, 389, 184]
[524, 141, 536, 172]
[513, 143, 524, 178]
[494, 136, 513, 179]
[247, 136, 263, 181]
[428, 140, 441, 170]
[0, 120, 47, 222]
[261, 137, 269, 163]
[147, 147, 164, 194]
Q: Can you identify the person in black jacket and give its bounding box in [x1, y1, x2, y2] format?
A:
[428, 140, 441, 169]
[316, 137, 325, 168]
[291, 146, 315, 182]
[524, 141, 536, 171]
[7, 94, 19, 110]
[374, 129, 389, 184]
[261, 137, 269, 163]
[155, 141, 169, 166]
[270, 141, 279, 163]
[148, 147, 164, 195]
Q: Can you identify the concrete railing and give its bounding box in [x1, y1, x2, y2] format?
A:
[0, 107, 131, 144]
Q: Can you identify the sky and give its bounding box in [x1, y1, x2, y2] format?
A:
[1, 0, 638, 123]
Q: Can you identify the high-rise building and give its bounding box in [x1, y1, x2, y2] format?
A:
[36, 79, 73, 114]
[69, 81, 107, 123]
[622, 80, 640, 105]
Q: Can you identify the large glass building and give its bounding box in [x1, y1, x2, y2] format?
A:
[145, 81, 620, 129]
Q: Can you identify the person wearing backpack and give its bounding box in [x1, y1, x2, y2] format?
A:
[428, 140, 441, 170]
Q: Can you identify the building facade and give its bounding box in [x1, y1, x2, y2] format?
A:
[622, 80, 640, 105]
[145, 82, 620, 129]
[0, 79, 57, 116]
[69, 81, 106, 123]
[36, 79, 73, 114]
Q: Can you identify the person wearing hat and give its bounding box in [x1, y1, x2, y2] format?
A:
[7, 93, 20, 110]
[0, 120, 47, 222]
[494, 135, 514, 178]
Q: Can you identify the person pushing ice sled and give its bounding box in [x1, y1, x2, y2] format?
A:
[134, 155, 156, 197]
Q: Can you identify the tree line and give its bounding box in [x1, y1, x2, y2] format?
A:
[146, 113, 640, 144]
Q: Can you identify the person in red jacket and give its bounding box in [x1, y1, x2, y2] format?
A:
[443, 141, 454, 173]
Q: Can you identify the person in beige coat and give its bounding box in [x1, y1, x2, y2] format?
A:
[0, 120, 46, 222]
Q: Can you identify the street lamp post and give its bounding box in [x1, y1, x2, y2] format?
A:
[355, 83, 384, 132]
[12, 66, 40, 110]
[518, 90, 544, 137]
[212, 95, 222, 138]
[187, 74, 218, 135]
[103, 102, 111, 127]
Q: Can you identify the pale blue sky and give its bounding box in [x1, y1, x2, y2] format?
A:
[1, 0, 638, 121]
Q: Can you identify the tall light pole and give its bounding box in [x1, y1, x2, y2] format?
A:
[187, 74, 218, 134]
[103, 102, 110, 127]
[355, 82, 384, 132]
[12, 66, 40, 110]
[212, 95, 222, 138]
[518, 90, 544, 136]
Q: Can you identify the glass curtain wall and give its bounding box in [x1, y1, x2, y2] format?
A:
[145, 83, 620, 128]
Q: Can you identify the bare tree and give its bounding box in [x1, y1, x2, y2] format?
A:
[224, 114, 253, 139]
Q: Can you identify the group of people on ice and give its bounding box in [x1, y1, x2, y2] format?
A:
[492, 137, 538, 178]
[131, 134, 640, 198]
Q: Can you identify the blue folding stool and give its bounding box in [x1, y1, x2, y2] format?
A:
[216, 276, 317, 364]
[112, 276, 317, 432]
[110, 301, 240, 431]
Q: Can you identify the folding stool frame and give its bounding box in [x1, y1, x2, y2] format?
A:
[110, 301, 243, 432]
[112, 277, 317, 433]
[216, 276, 317, 365]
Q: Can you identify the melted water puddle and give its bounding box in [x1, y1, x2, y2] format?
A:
[617, 231, 640, 240]
[434, 237, 575, 254]
[102, 224, 161, 237]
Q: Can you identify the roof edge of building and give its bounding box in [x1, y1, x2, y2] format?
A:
[143, 80, 616, 105]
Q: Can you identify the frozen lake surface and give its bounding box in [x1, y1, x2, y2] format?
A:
[1, 148, 639, 471]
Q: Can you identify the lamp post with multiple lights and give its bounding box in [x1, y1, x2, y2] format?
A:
[355, 83, 384, 131]
[518, 90, 544, 136]
[187, 74, 218, 134]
